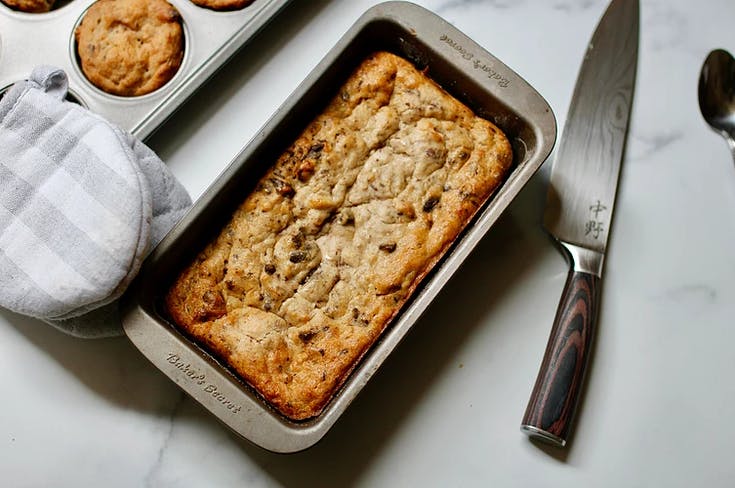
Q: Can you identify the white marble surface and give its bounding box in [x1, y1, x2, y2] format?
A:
[3, 0, 735, 486]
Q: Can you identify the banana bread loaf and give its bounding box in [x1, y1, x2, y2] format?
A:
[165, 51, 513, 420]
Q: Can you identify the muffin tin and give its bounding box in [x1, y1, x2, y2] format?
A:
[0, 0, 292, 139]
[122, 1, 557, 453]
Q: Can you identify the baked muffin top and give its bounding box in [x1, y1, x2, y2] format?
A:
[189, 0, 254, 11]
[75, 0, 184, 97]
[1, 0, 55, 13]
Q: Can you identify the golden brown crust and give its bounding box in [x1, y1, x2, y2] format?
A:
[189, 0, 254, 11]
[1, 0, 55, 12]
[166, 52, 513, 420]
[75, 0, 184, 97]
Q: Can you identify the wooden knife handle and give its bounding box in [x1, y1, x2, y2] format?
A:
[521, 268, 600, 447]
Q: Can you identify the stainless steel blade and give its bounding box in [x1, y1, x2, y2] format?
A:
[543, 0, 639, 255]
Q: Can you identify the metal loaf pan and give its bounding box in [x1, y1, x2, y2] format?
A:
[121, 1, 557, 453]
[0, 0, 291, 140]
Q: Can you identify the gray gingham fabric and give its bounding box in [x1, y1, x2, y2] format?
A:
[0, 66, 191, 338]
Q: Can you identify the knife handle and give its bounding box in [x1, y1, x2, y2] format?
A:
[521, 243, 602, 447]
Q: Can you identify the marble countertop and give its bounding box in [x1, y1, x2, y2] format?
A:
[3, 0, 735, 486]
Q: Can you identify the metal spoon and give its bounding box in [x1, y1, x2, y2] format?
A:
[699, 49, 735, 160]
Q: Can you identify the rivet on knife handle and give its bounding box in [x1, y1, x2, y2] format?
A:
[521, 242, 602, 447]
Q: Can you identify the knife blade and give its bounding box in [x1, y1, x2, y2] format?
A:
[521, 0, 639, 447]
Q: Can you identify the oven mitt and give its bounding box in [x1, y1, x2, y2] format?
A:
[0, 66, 191, 338]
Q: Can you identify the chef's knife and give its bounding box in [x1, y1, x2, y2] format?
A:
[521, 0, 638, 447]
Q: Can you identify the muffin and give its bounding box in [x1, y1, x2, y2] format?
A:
[75, 0, 184, 97]
[1, 0, 56, 13]
[189, 0, 254, 11]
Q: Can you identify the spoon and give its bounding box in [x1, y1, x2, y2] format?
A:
[699, 49, 735, 160]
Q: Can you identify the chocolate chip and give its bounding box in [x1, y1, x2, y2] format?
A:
[264, 264, 276, 274]
[423, 196, 440, 212]
[195, 290, 226, 322]
[291, 232, 304, 248]
[379, 242, 397, 253]
[271, 178, 295, 197]
[298, 330, 317, 342]
[262, 293, 273, 312]
[306, 142, 324, 158]
[384, 283, 401, 294]
[299, 266, 318, 285]
[289, 251, 307, 263]
[297, 161, 315, 182]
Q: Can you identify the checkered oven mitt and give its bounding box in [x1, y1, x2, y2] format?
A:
[0, 66, 191, 338]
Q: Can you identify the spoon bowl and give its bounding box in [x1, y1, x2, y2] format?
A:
[699, 49, 735, 156]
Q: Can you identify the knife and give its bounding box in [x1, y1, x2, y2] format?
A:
[521, 0, 639, 447]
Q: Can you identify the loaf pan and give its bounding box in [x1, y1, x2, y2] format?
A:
[0, 0, 291, 140]
[121, 1, 557, 453]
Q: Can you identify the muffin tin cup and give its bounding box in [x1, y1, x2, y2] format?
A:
[0, 0, 292, 140]
[121, 1, 557, 453]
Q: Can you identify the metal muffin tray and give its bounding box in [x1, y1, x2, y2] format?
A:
[0, 0, 292, 140]
[121, 1, 557, 453]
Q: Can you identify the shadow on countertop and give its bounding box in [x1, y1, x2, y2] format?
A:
[1, 309, 183, 417]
